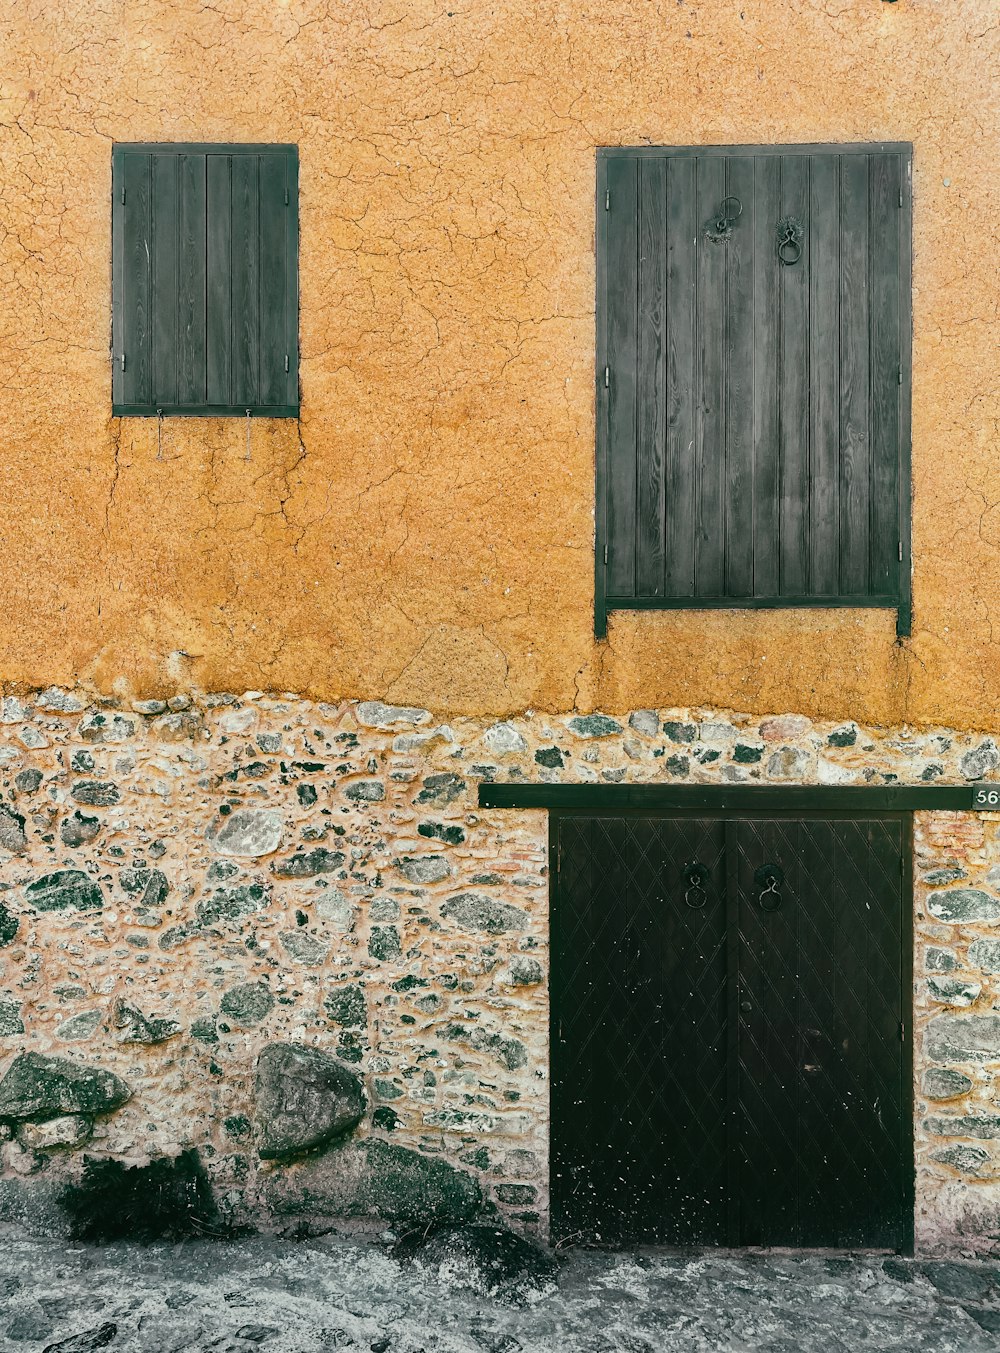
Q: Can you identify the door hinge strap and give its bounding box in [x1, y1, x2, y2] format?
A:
[898, 364, 903, 385]
[605, 189, 610, 210]
[604, 366, 609, 388]
[898, 540, 903, 562]
[121, 186, 126, 205]
[899, 189, 903, 208]
[120, 352, 126, 371]
[284, 353, 289, 372]
[285, 187, 289, 205]
[604, 544, 609, 565]
[899, 1021, 905, 1043]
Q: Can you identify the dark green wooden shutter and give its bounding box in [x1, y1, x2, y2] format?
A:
[112, 143, 298, 417]
[595, 144, 911, 636]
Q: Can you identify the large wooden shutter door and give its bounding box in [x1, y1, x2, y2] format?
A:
[597, 145, 911, 633]
[112, 146, 298, 416]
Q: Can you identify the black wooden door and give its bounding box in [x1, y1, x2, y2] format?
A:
[551, 812, 911, 1250]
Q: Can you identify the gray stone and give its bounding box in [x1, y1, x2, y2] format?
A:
[760, 714, 812, 740]
[196, 881, 269, 926]
[443, 1024, 528, 1070]
[131, 699, 167, 715]
[153, 711, 203, 740]
[257, 731, 282, 753]
[60, 812, 101, 848]
[70, 781, 120, 807]
[961, 739, 1000, 780]
[316, 890, 356, 931]
[927, 888, 1000, 923]
[14, 768, 42, 794]
[663, 720, 698, 743]
[26, 870, 103, 913]
[922, 1068, 973, 1100]
[926, 947, 959, 972]
[733, 743, 764, 763]
[16, 1114, 92, 1152]
[368, 925, 401, 961]
[441, 892, 529, 935]
[221, 982, 275, 1027]
[369, 896, 399, 921]
[119, 868, 169, 908]
[827, 724, 858, 747]
[354, 701, 431, 728]
[506, 956, 544, 986]
[55, 1010, 103, 1041]
[344, 780, 385, 803]
[483, 722, 528, 755]
[927, 975, 982, 1006]
[766, 747, 811, 780]
[272, 848, 344, 878]
[0, 806, 26, 853]
[926, 1114, 1000, 1139]
[255, 1042, 366, 1159]
[0, 1052, 131, 1121]
[112, 999, 181, 1044]
[418, 821, 465, 845]
[535, 746, 564, 768]
[0, 997, 24, 1035]
[628, 710, 659, 736]
[0, 695, 29, 723]
[415, 773, 466, 806]
[568, 714, 622, 738]
[0, 901, 19, 948]
[213, 809, 284, 858]
[927, 1013, 1000, 1062]
[396, 855, 451, 885]
[77, 712, 136, 743]
[324, 984, 367, 1027]
[278, 930, 329, 966]
[923, 867, 966, 886]
[969, 939, 1000, 972]
[266, 1138, 483, 1224]
[36, 687, 83, 712]
[930, 1144, 992, 1175]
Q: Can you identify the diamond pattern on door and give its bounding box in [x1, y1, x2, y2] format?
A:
[550, 812, 909, 1250]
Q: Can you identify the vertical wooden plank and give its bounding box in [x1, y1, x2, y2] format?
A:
[724, 157, 756, 597]
[808, 155, 840, 594]
[286, 148, 300, 411]
[177, 153, 207, 407]
[664, 156, 697, 598]
[897, 151, 913, 636]
[751, 156, 780, 598]
[206, 154, 232, 406]
[870, 153, 902, 598]
[778, 156, 810, 594]
[259, 153, 289, 408]
[695, 156, 726, 596]
[635, 157, 666, 596]
[839, 155, 871, 594]
[605, 155, 639, 599]
[151, 153, 179, 407]
[120, 152, 151, 407]
[231, 153, 260, 409]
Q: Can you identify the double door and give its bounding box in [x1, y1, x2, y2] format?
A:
[550, 812, 912, 1249]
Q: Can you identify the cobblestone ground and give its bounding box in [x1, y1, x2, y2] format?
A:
[2, 1230, 1000, 1353]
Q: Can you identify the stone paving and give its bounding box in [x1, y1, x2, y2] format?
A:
[2, 1230, 1000, 1353]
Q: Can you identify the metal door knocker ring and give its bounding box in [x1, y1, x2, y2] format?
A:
[754, 863, 784, 911]
[706, 195, 743, 244]
[776, 216, 804, 266]
[684, 862, 710, 909]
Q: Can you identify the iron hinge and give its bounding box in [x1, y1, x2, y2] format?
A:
[284, 187, 289, 205]
[121, 186, 126, 205]
[898, 189, 903, 208]
[898, 540, 903, 563]
[284, 354, 289, 373]
[604, 544, 609, 565]
[605, 188, 610, 210]
[898, 364, 903, 385]
[899, 1021, 905, 1044]
[120, 352, 126, 372]
[604, 366, 610, 388]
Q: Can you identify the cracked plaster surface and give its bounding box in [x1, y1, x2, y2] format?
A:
[0, 0, 997, 723]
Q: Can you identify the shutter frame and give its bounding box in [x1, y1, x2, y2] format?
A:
[112, 142, 299, 418]
[596, 142, 912, 638]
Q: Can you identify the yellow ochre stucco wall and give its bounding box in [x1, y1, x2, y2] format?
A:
[0, 0, 996, 723]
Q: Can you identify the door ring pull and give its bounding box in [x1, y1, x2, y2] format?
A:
[683, 862, 709, 909]
[778, 232, 802, 266]
[755, 863, 784, 911]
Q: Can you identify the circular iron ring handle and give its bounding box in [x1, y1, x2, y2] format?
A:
[754, 863, 785, 911]
[683, 862, 709, 909]
[778, 233, 802, 266]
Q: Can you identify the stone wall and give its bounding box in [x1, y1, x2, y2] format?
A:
[2, 687, 1000, 1252]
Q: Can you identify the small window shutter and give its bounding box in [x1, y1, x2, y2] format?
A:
[597, 145, 910, 633]
[112, 144, 298, 416]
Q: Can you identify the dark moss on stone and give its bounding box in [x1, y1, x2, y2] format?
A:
[344, 780, 385, 803]
[196, 882, 269, 927]
[827, 725, 858, 747]
[733, 744, 764, 764]
[70, 781, 121, 807]
[441, 1024, 527, 1070]
[297, 783, 318, 807]
[568, 714, 622, 738]
[26, 870, 103, 913]
[190, 1016, 218, 1043]
[392, 975, 427, 992]
[272, 848, 344, 879]
[0, 899, 18, 948]
[61, 1149, 218, 1242]
[70, 751, 95, 773]
[60, 811, 101, 848]
[418, 822, 466, 845]
[224, 1115, 252, 1141]
[119, 868, 170, 908]
[0, 1052, 131, 1121]
[324, 984, 367, 1028]
[14, 768, 42, 794]
[255, 1042, 366, 1159]
[368, 926, 402, 961]
[534, 746, 564, 768]
[415, 773, 467, 806]
[0, 997, 24, 1035]
[662, 721, 697, 743]
[372, 1106, 400, 1131]
[0, 804, 27, 852]
[664, 755, 689, 776]
[394, 1224, 556, 1306]
[112, 999, 182, 1045]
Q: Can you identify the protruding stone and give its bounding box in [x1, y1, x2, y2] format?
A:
[927, 1013, 1000, 1062]
[212, 809, 284, 858]
[278, 930, 329, 966]
[368, 925, 401, 961]
[927, 889, 1000, 924]
[506, 955, 544, 986]
[255, 1042, 366, 1159]
[922, 1068, 973, 1100]
[36, 687, 83, 712]
[927, 975, 981, 1007]
[930, 1144, 992, 1175]
[55, 1010, 103, 1041]
[16, 1113, 92, 1151]
[396, 855, 451, 885]
[969, 939, 1000, 972]
[926, 1114, 1000, 1139]
[13, 768, 42, 794]
[0, 1052, 131, 1121]
[25, 870, 103, 913]
[482, 722, 527, 755]
[441, 892, 529, 935]
[324, 984, 366, 1027]
[344, 780, 385, 803]
[60, 811, 101, 848]
[355, 702, 431, 728]
[0, 900, 18, 947]
[0, 806, 27, 853]
[112, 999, 182, 1044]
[271, 848, 344, 878]
[568, 714, 622, 738]
[77, 712, 136, 743]
[766, 747, 812, 780]
[71, 780, 120, 807]
[926, 948, 959, 972]
[760, 714, 812, 741]
[221, 982, 275, 1027]
[628, 710, 659, 737]
[0, 996, 24, 1035]
[415, 773, 466, 805]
